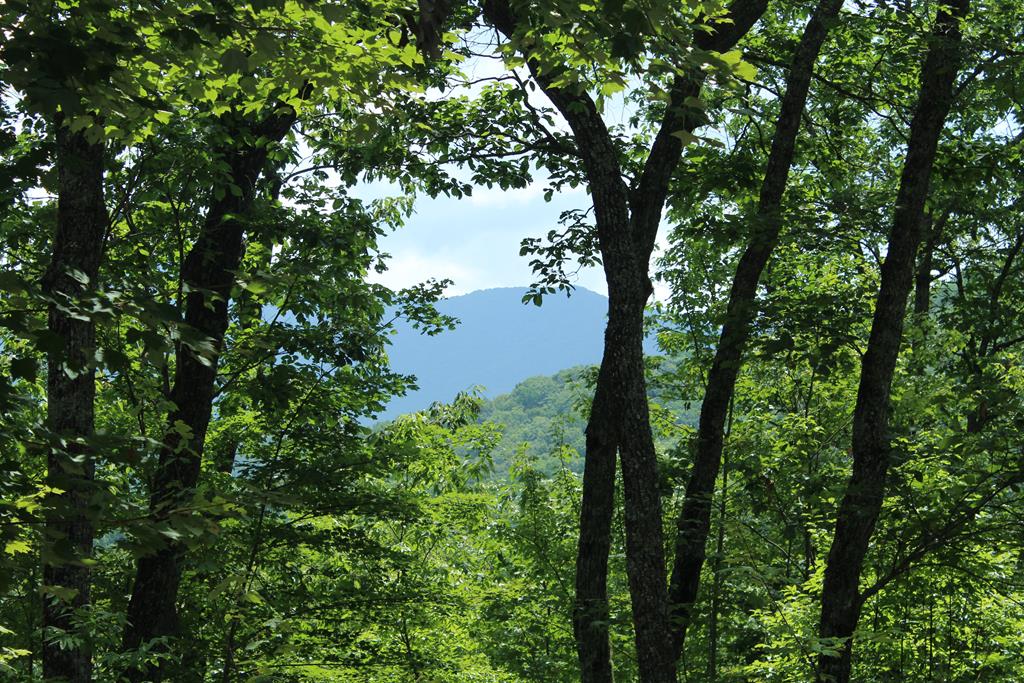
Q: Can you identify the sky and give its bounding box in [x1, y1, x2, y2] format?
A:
[353, 51, 607, 299]
[359, 180, 608, 297]
[357, 170, 680, 301]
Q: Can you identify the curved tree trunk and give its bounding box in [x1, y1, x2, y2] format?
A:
[612, 5, 768, 678]
[816, 3, 968, 681]
[575, 358, 618, 683]
[484, 1, 765, 679]
[667, 0, 844, 658]
[122, 106, 298, 681]
[41, 120, 107, 683]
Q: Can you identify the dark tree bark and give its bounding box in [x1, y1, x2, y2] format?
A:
[574, 359, 618, 683]
[667, 0, 844, 659]
[629, 0, 770, 263]
[121, 105, 299, 680]
[706, 400, 732, 681]
[913, 213, 937, 317]
[40, 121, 107, 683]
[532, 65, 672, 683]
[484, 2, 764, 680]
[815, 2, 968, 681]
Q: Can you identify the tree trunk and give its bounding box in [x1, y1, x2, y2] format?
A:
[543, 76, 673, 681]
[913, 213, 936, 317]
[122, 106, 298, 680]
[575, 362, 618, 683]
[707, 401, 731, 681]
[612, 284, 676, 683]
[532, 57, 677, 683]
[629, 0, 770, 264]
[483, 1, 765, 678]
[41, 120, 107, 683]
[668, 0, 844, 658]
[815, 3, 968, 681]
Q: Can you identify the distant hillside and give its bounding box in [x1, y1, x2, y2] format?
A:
[477, 367, 591, 475]
[474, 364, 700, 477]
[381, 287, 612, 418]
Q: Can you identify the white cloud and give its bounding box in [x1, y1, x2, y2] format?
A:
[368, 252, 481, 295]
[465, 183, 547, 207]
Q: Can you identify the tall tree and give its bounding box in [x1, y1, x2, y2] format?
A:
[482, 0, 766, 679]
[121, 105, 301, 680]
[118, 0, 462, 672]
[668, 0, 844, 658]
[816, 1, 970, 680]
[0, 0, 145, 677]
[39, 116, 106, 683]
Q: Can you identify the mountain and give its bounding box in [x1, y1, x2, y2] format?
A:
[477, 367, 590, 475]
[381, 287, 611, 418]
[476, 362, 700, 477]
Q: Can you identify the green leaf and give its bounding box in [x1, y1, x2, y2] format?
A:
[735, 59, 758, 81]
[4, 540, 31, 556]
[41, 585, 80, 602]
[599, 80, 626, 97]
[718, 49, 743, 66]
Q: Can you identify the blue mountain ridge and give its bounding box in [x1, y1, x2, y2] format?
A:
[381, 286, 654, 418]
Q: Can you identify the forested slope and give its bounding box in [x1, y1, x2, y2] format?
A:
[477, 363, 698, 476]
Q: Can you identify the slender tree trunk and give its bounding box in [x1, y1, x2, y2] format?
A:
[913, 213, 936, 317]
[41, 121, 107, 683]
[220, 504, 267, 683]
[668, 0, 844, 658]
[910, 211, 943, 371]
[121, 106, 298, 680]
[928, 598, 935, 678]
[484, 1, 765, 678]
[628, 0, 770, 262]
[707, 400, 731, 681]
[815, 3, 968, 681]
[575, 362, 618, 683]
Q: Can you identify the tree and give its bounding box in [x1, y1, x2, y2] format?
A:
[668, 0, 844, 656]
[109, 1, 470, 675]
[482, 1, 766, 678]
[120, 101, 304, 680]
[815, 2, 969, 680]
[0, 1, 163, 678]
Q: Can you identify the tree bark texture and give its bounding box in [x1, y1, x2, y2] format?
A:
[816, 3, 968, 681]
[122, 106, 298, 680]
[41, 121, 107, 683]
[913, 213, 936, 317]
[484, 2, 765, 680]
[667, 0, 844, 659]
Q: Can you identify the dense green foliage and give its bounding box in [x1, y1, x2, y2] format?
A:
[2, 0, 1024, 681]
[478, 364, 698, 477]
[477, 369, 589, 475]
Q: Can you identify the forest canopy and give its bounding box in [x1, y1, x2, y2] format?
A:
[1, 0, 1023, 681]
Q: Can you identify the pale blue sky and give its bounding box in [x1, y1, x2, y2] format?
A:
[363, 180, 607, 296]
